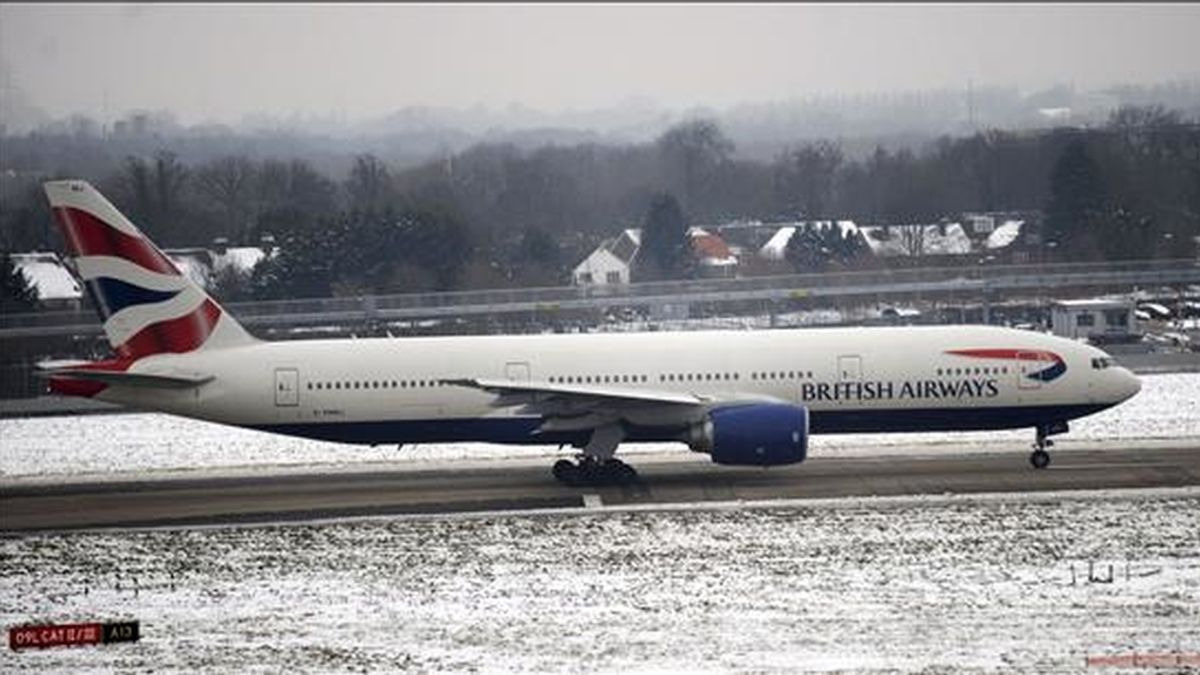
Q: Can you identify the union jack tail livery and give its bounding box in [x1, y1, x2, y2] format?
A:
[44, 180, 255, 360]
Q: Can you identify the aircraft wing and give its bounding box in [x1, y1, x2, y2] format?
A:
[444, 378, 704, 406]
[445, 378, 782, 433]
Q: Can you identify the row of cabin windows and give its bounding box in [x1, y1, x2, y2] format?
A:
[308, 380, 443, 391]
[305, 367, 1011, 392]
[750, 371, 814, 380]
[662, 372, 739, 383]
[549, 374, 648, 385]
[937, 366, 1008, 377]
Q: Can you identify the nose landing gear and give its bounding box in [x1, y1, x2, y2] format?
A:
[1030, 421, 1069, 469]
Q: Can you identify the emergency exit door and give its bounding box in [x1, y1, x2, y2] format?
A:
[275, 368, 299, 406]
[505, 362, 531, 382]
[838, 355, 862, 380]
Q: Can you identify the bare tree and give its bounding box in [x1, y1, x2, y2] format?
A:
[774, 141, 843, 218]
[897, 224, 928, 259]
[196, 156, 257, 244]
[655, 119, 734, 213]
[346, 153, 391, 213]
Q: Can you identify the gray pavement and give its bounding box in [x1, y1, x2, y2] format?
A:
[3, 444, 1198, 533]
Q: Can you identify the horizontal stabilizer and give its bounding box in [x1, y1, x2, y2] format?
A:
[39, 365, 214, 389]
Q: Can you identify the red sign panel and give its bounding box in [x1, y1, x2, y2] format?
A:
[8, 620, 139, 651]
[9, 623, 102, 650]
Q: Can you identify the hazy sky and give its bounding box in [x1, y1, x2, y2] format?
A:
[2, 3, 1198, 124]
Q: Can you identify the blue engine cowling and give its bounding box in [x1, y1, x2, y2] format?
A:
[689, 403, 810, 466]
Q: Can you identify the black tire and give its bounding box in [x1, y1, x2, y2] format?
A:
[613, 460, 639, 485]
[552, 459, 579, 485]
[1030, 449, 1051, 469]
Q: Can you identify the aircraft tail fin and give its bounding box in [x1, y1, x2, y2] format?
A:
[43, 180, 256, 360]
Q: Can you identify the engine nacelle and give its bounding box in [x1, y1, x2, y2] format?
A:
[688, 403, 809, 467]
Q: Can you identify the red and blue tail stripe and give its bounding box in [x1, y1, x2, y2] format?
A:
[52, 206, 179, 275]
[44, 180, 254, 364]
[114, 298, 223, 360]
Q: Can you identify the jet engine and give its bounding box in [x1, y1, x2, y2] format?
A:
[687, 403, 809, 466]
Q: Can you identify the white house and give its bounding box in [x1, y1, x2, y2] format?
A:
[573, 229, 640, 286]
[573, 247, 630, 286]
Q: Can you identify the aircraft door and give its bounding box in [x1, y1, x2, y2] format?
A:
[1016, 352, 1041, 390]
[838, 355, 862, 381]
[505, 362, 531, 382]
[274, 368, 300, 406]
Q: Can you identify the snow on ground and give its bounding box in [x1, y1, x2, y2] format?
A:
[2, 490, 1197, 672]
[0, 373, 1196, 481]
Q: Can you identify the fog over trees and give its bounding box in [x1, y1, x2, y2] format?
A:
[2, 86, 1198, 303]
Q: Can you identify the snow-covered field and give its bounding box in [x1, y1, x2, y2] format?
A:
[2, 489, 1197, 672]
[1, 373, 1197, 481]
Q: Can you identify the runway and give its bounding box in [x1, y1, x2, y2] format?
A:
[3, 443, 1198, 533]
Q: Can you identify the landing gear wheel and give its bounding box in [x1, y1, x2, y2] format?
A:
[552, 459, 580, 485]
[551, 458, 639, 486]
[1030, 423, 1063, 470]
[1030, 449, 1051, 470]
[603, 459, 639, 485]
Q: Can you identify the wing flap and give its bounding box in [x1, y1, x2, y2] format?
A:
[443, 377, 705, 406]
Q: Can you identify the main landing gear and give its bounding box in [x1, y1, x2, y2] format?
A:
[551, 423, 640, 486]
[552, 457, 639, 486]
[1030, 421, 1069, 470]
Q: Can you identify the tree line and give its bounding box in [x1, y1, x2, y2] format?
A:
[2, 104, 1197, 305]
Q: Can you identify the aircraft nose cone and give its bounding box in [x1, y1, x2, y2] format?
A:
[1117, 368, 1142, 402]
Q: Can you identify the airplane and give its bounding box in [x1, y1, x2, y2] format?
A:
[38, 180, 1142, 485]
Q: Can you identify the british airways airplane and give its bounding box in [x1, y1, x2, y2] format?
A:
[40, 180, 1141, 484]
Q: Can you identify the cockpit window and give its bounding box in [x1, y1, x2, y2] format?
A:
[1091, 357, 1115, 370]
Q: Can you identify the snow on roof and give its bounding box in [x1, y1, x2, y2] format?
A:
[759, 226, 797, 261]
[166, 250, 213, 289]
[690, 231, 735, 262]
[861, 223, 971, 257]
[985, 220, 1024, 250]
[11, 252, 81, 301]
[212, 247, 265, 274]
[757, 221, 861, 261]
[1052, 298, 1134, 309]
[573, 247, 627, 275]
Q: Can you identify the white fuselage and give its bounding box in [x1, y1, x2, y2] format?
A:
[96, 325, 1141, 447]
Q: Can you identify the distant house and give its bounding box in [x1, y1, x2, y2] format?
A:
[164, 245, 268, 288]
[10, 252, 82, 309]
[573, 229, 640, 286]
[689, 227, 738, 278]
[572, 226, 740, 285]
